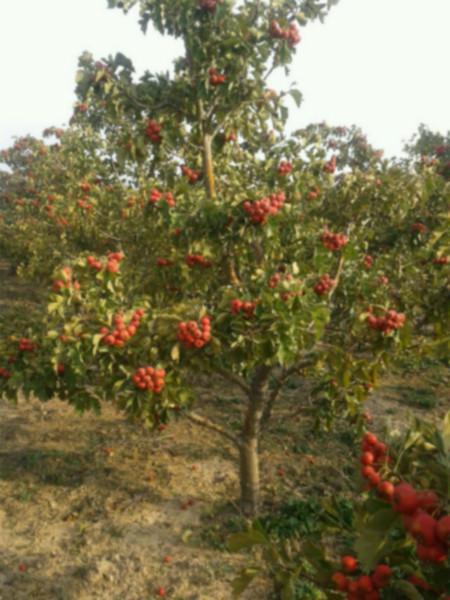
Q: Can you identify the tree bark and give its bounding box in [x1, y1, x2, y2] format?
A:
[239, 365, 271, 516]
[202, 132, 216, 199]
[239, 437, 260, 516]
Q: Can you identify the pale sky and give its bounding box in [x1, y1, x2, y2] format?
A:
[0, 0, 449, 158]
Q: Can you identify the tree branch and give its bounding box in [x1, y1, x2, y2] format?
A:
[214, 366, 251, 395]
[187, 411, 240, 446]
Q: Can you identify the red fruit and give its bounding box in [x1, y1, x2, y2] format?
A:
[156, 587, 166, 597]
[377, 481, 395, 501]
[408, 575, 432, 590]
[416, 542, 447, 563]
[331, 572, 348, 591]
[361, 465, 377, 480]
[409, 512, 438, 546]
[341, 555, 358, 573]
[371, 564, 391, 589]
[416, 490, 439, 514]
[18, 563, 27, 573]
[357, 575, 373, 593]
[364, 432, 378, 446]
[361, 451, 375, 466]
[436, 515, 450, 545]
[392, 483, 419, 514]
[163, 555, 172, 564]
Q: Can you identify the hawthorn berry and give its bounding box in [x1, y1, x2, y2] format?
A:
[392, 483, 419, 514]
[341, 555, 358, 573]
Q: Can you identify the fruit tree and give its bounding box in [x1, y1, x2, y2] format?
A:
[0, 0, 449, 516]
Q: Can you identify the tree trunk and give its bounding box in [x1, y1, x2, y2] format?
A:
[238, 365, 272, 516]
[202, 132, 216, 199]
[239, 436, 260, 516]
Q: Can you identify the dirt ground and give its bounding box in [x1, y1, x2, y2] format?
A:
[0, 261, 448, 600]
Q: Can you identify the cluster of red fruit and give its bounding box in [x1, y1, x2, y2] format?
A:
[363, 255, 373, 269]
[366, 309, 406, 334]
[230, 299, 258, 318]
[177, 317, 211, 349]
[332, 555, 392, 599]
[0, 367, 11, 379]
[277, 161, 293, 175]
[79, 181, 91, 193]
[132, 366, 165, 393]
[77, 198, 94, 211]
[268, 272, 293, 289]
[324, 155, 337, 174]
[393, 482, 449, 564]
[199, 0, 217, 11]
[181, 165, 202, 183]
[433, 255, 449, 265]
[145, 119, 162, 144]
[320, 230, 349, 251]
[100, 309, 145, 347]
[18, 338, 35, 352]
[269, 21, 301, 46]
[411, 222, 427, 234]
[313, 274, 335, 296]
[156, 258, 174, 267]
[360, 432, 391, 492]
[53, 267, 80, 293]
[243, 192, 286, 224]
[208, 67, 226, 86]
[185, 254, 212, 268]
[361, 432, 450, 566]
[307, 186, 320, 201]
[149, 188, 176, 208]
[86, 251, 124, 274]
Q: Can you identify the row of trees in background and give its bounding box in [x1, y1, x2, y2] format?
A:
[0, 0, 449, 596]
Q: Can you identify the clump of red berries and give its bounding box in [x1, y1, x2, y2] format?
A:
[100, 309, 145, 348]
[177, 317, 211, 349]
[132, 366, 165, 393]
[181, 165, 202, 183]
[77, 198, 93, 211]
[230, 299, 258, 318]
[199, 0, 217, 11]
[208, 67, 226, 86]
[269, 21, 301, 46]
[156, 258, 174, 267]
[363, 255, 374, 269]
[323, 155, 337, 174]
[307, 186, 320, 201]
[243, 192, 285, 224]
[18, 338, 35, 352]
[332, 557, 392, 599]
[433, 255, 449, 265]
[185, 254, 212, 268]
[411, 222, 427, 234]
[145, 119, 162, 144]
[52, 266, 80, 293]
[278, 161, 293, 175]
[366, 308, 406, 334]
[0, 367, 12, 379]
[313, 274, 335, 296]
[320, 230, 348, 251]
[86, 251, 124, 274]
[360, 431, 390, 490]
[149, 188, 176, 208]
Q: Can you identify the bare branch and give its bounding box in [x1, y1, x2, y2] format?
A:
[187, 411, 240, 446]
[214, 366, 251, 395]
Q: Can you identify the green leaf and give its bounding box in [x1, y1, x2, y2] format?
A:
[228, 528, 269, 552]
[231, 568, 260, 597]
[354, 508, 401, 571]
[391, 580, 424, 600]
[289, 89, 303, 107]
